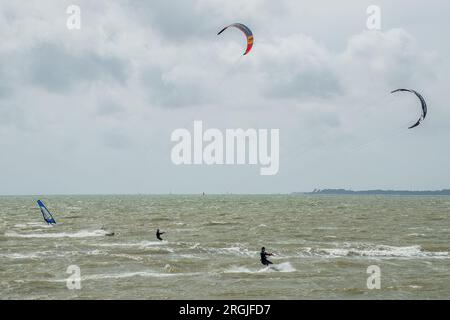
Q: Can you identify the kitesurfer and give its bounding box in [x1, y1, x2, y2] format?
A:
[260, 247, 274, 266]
[101, 226, 115, 236]
[156, 229, 165, 241]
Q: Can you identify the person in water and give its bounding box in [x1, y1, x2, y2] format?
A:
[101, 226, 115, 236]
[156, 229, 165, 241]
[260, 247, 274, 266]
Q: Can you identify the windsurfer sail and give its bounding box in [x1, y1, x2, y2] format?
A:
[37, 200, 56, 225]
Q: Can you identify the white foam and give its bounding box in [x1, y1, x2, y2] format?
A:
[0, 252, 40, 259]
[85, 249, 108, 256]
[5, 229, 108, 238]
[110, 254, 144, 261]
[67, 206, 82, 210]
[207, 246, 256, 257]
[208, 221, 231, 225]
[13, 222, 51, 229]
[312, 244, 448, 259]
[178, 254, 202, 259]
[164, 264, 175, 272]
[407, 233, 427, 237]
[189, 243, 200, 249]
[225, 262, 296, 274]
[93, 241, 168, 248]
[50, 271, 202, 282]
[224, 266, 254, 273]
[273, 262, 296, 272]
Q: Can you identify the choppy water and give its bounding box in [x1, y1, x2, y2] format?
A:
[1, 195, 449, 299]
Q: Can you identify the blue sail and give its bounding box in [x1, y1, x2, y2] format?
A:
[37, 200, 56, 224]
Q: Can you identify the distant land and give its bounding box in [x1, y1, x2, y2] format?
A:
[293, 189, 450, 196]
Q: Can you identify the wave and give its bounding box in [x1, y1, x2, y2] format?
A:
[224, 266, 254, 273]
[5, 229, 109, 239]
[13, 222, 52, 229]
[66, 206, 82, 211]
[189, 243, 201, 249]
[203, 246, 256, 257]
[224, 262, 296, 274]
[0, 252, 41, 259]
[103, 253, 144, 262]
[92, 241, 169, 248]
[50, 271, 203, 282]
[299, 244, 448, 259]
[150, 217, 172, 222]
[202, 221, 238, 226]
[273, 262, 296, 272]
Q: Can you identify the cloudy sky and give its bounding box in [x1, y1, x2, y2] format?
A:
[1, 0, 450, 195]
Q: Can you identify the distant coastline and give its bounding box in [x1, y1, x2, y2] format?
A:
[294, 189, 450, 196]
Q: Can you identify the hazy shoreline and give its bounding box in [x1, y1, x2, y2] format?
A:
[296, 189, 450, 196]
[2, 190, 450, 197]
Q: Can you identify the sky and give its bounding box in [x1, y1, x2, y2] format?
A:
[1, 0, 450, 195]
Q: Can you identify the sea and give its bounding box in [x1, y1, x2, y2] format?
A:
[1, 195, 449, 299]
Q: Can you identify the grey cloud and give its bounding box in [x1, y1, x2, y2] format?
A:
[1, 0, 449, 194]
[27, 42, 129, 93]
[141, 65, 215, 108]
[0, 60, 15, 100]
[96, 100, 124, 116]
[123, 0, 288, 42]
[101, 130, 133, 150]
[266, 69, 342, 100]
[338, 30, 438, 91]
[124, 0, 217, 41]
[0, 84, 11, 99]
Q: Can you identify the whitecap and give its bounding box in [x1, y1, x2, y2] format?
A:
[5, 229, 108, 238]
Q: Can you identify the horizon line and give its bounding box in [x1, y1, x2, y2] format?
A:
[1, 188, 450, 197]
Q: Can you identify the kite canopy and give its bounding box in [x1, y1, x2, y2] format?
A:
[391, 89, 428, 129]
[217, 23, 254, 56]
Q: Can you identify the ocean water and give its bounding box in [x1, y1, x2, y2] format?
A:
[0, 195, 449, 300]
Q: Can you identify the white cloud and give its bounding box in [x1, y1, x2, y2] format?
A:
[0, 0, 449, 194]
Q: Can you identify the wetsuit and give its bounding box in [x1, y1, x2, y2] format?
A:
[260, 250, 273, 266]
[156, 230, 165, 241]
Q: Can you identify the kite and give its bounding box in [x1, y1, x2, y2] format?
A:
[391, 89, 427, 129]
[218, 23, 254, 56]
